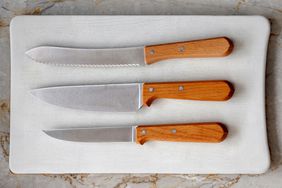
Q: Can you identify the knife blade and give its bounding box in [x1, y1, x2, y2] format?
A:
[43, 123, 228, 144]
[31, 81, 234, 112]
[25, 37, 233, 67]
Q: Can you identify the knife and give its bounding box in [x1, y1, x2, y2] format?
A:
[26, 37, 233, 67]
[31, 80, 234, 112]
[43, 123, 228, 144]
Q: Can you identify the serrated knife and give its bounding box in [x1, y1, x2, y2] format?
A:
[44, 123, 228, 145]
[26, 37, 233, 67]
[31, 80, 234, 112]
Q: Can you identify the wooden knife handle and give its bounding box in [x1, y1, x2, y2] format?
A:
[135, 123, 228, 145]
[142, 80, 234, 106]
[144, 37, 233, 64]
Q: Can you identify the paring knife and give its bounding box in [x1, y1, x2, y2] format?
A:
[31, 81, 234, 112]
[44, 123, 228, 145]
[26, 37, 233, 67]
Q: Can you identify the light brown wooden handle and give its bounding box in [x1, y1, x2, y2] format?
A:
[142, 80, 234, 106]
[144, 37, 233, 64]
[135, 123, 228, 145]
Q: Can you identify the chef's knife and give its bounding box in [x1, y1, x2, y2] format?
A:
[31, 81, 234, 112]
[44, 123, 228, 145]
[26, 37, 233, 67]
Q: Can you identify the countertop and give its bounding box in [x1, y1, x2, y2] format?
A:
[0, 0, 282, 187]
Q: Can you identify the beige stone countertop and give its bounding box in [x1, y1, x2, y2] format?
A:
[1, 0, 282, 187]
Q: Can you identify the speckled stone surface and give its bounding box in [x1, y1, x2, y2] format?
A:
[0, 0, 282, 187]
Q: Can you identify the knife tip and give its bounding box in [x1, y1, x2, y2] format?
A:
[25, 48, 34, 59]
[25, 47, 44, 62]
[29, 89, 39, 97]
[42, 130, 50, 136]
[43, 129, 56, 138]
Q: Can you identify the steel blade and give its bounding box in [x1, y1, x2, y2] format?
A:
[26, 46, 145, 67]
[31, 83, 143, 112]
[44, 127, 135, 142]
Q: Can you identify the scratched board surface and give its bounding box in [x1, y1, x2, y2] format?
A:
[10, 16, 270, 173]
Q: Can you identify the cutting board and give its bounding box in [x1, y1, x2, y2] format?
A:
[10, 16, 270, 174]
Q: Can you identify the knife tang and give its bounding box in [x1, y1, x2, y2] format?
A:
[142, 80, 234, 106]
[144, 37, 233, 64]
[135, 123, 227, 145]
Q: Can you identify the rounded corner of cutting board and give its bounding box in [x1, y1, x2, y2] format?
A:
[8, 160, 21, 175]
[254, 158, 271, 174]
[254, 16, 271, 29]
[10, 16, 26, 31]
[252, 16, 271, 37]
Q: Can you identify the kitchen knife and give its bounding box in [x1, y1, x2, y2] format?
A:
[26, 37, 233, 67]
[31, 81, 234, 112]
[43, 123, 228, 144]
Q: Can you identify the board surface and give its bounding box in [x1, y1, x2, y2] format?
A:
[10, 16, 270, 173]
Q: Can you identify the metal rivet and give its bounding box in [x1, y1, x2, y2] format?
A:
[171, 129, 177, 134]
[179, 86, 184, 91]
[141, 129, 147, 135]
[148, 87, 154, 92]
[178, 46, 185, 52]
[150, 49, 155, 55]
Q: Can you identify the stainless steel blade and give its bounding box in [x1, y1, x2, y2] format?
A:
[31, 84, 143, 112]
[25, 46, 145, 67]
[44, 127, 135, 142]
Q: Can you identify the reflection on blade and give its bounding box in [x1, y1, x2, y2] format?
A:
[44, 127, 134, 142]
[25, 46, 145, 67]
[31, 83, 142, 112]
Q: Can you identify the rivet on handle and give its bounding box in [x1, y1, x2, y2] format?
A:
[148, 87, 154, 92]
[141, 129, 147, 135]
[150, 49, 155, 55]
[178, 46, 185, 52]
[171, 129, 177, 134]
[178, 86, 184, 91]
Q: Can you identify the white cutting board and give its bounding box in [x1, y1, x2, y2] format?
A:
[10, 16, 270, 174]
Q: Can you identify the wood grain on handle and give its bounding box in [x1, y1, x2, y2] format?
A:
[144, 37, 233, 64]
[135, 123, 228, 145]
[142, 80, 234, 106]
